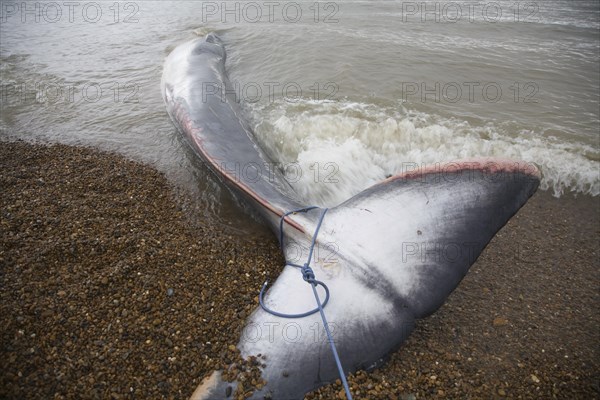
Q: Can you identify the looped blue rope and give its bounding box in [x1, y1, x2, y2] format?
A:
[259, 278, 330, 319]
[258, 207, 353, 400]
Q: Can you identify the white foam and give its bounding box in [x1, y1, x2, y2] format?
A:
[249, 99, 599, 207]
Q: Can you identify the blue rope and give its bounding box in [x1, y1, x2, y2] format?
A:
[259, 207, 353, 400]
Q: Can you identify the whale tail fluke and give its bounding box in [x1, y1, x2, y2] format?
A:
[191, 158, 540, 400]
[305, 159, 540, 318]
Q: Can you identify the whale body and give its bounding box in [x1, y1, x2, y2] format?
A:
[162, 33, 540, 399]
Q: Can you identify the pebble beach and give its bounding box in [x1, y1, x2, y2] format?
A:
[1, 141, 598, 399]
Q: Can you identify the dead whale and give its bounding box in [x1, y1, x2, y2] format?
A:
[161, 33, 540, 399]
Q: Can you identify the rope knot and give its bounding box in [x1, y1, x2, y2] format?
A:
[301, 264, 315, 283]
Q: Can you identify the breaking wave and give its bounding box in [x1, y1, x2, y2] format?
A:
[249, 99, 599, 207]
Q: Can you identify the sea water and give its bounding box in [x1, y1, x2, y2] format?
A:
[1, 1, 598, 223]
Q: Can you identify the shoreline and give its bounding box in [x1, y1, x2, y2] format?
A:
[1, 141, 598, 399]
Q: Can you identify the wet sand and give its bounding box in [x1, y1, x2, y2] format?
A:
[1, 141, 598, 399]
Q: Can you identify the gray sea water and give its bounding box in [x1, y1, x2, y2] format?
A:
[1, 0, 598, 227]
